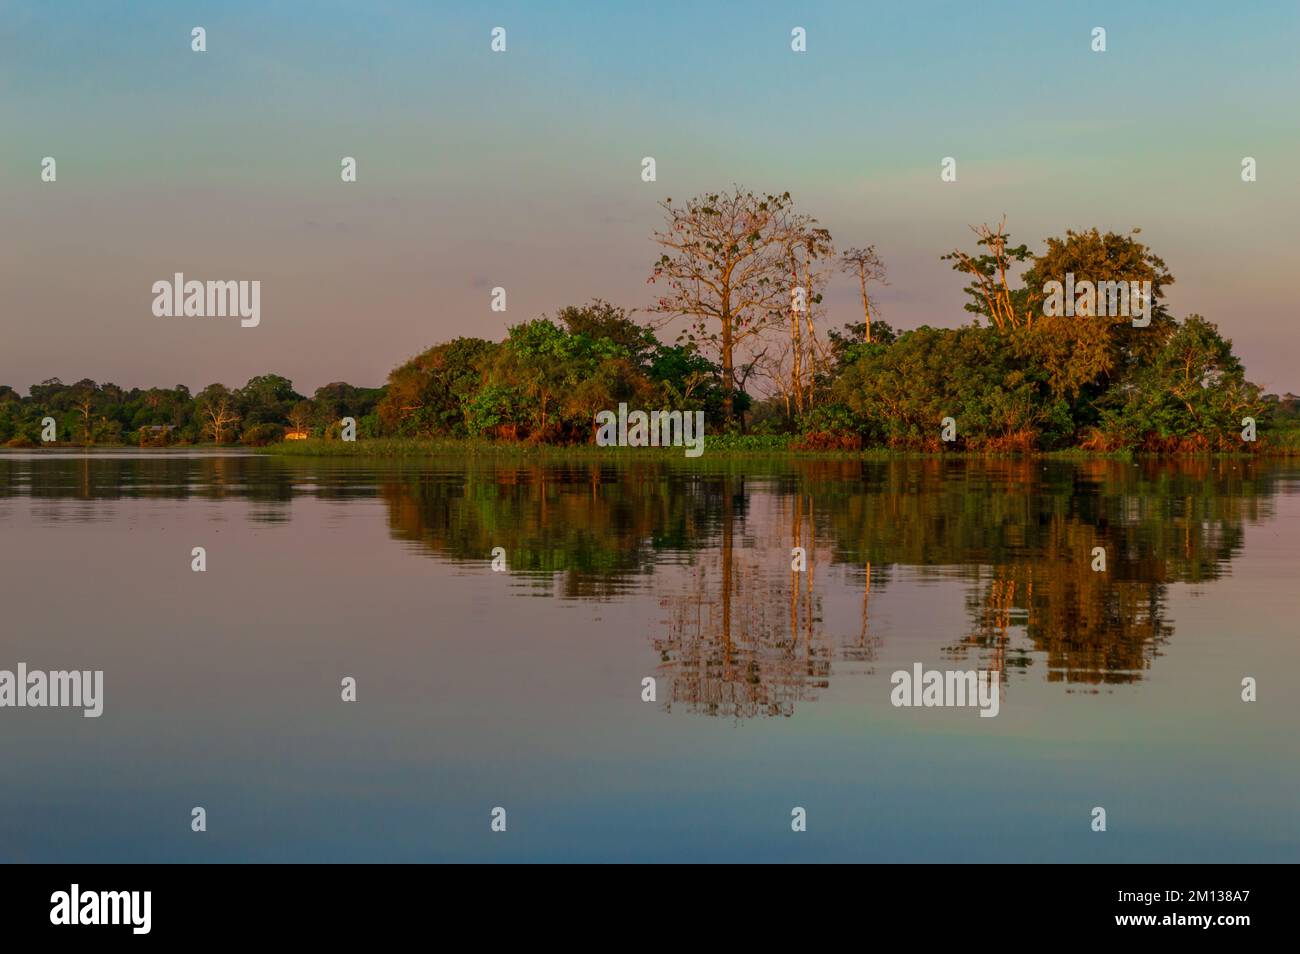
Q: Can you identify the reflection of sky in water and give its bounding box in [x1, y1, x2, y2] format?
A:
[0, 453, 1296, 861]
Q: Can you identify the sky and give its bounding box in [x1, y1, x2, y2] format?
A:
[2, 0, 1298, 395]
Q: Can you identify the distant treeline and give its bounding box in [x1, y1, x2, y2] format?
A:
[0, 376, 384, 448]
[3, 302, 1296, 452]
[0, 300, 723, 448]
[3, 193, 1299, 452]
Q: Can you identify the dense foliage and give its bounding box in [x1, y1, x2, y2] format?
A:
[0, 376, 383, 447]
[2, 228, 1294, 452]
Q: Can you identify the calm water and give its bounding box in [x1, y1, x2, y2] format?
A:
[1, 451, 1297, 862]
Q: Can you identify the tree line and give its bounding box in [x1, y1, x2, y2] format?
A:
[0, 376, 384, 447]
[3, 187, 1297, 450]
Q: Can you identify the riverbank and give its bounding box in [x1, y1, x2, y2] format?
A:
[252, 436, 1300, 460]
[7, 432, 1299, 459]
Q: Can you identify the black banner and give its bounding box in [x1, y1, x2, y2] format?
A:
[2, 864, 1282, 940]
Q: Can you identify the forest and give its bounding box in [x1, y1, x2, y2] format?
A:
[3, 189, 1297, 453]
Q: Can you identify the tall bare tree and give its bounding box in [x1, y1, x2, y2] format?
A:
[767, 224, 835, 416]
[197, 384, 240, 444]
[73, 395, 95, 443]
[839, 246, 887, 343]
[288, 401, 314, 432]
[793, 226, 834, 412]
[650, 188, 823, 424]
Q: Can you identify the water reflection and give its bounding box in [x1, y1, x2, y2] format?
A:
[0, 452, 1284, 711]
[654, 486, 843, 719]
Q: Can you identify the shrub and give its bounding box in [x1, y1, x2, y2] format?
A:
[241, 423, 285, 446]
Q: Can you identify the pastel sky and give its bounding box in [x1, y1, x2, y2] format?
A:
[2, 0, 1297, 394]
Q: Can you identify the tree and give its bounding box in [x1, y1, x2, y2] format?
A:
[1093, 315, 1264, 450]
[564, 356, 659, 440]
[377, 337, 496, 437]
[1019, 227, 1176, 401]
[941, 218, 1033, 331]
[238, 373, 302, 425]
[288, 401, 314, 432]
[312, 382, 383, 431]
[490, 318, 633, 439]
[779, 222, 834, 416]
[555, 300, 656, 365]
[839, 246, 888, 343]
[69, 380, 98, 443]
[650, 188, 823, 424]
[196, 384, 241, 444]
[28, 378, 66, 409]
[830, 326, 1061, 450]
[648, 343, 721, 409]
[828, 319, 896, 370]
